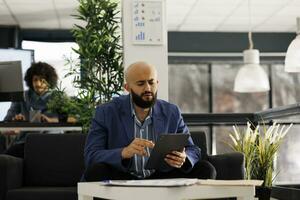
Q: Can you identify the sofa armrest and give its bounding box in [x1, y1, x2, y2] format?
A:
[208, 152, 244, 180]
[0, 154, 23, 200]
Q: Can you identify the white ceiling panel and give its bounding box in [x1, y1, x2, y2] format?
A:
[166, 5, 192, 19]
[57, 8, 77, 17]
[9, 5, 55, 14]
[55, 2, 77, 9]
[262, 16, 297, 27]
[186, 16, 224, 25]
[275, 5, 300, 16]
[215, 25, 254, 32]
[21, 18, 59, 28]
[250, 0, 290, 5]
[222, 17, 266, 26]
[255, 25, 295, 32]
[15, 13, 57, 22]
[0, 4, 9, 13]
[231, 6, 281, 17]
[196, 0, 241, 5]
[189, 5, 237, 17]
[180, 23, 219, 31]
[6, 0, 52, 4]
[0, 0, 299, 31]
[54, 0, 77, 3]
[166, 0, 196, 6]
[290, 0, 300, 6]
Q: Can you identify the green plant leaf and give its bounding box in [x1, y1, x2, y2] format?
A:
[66, 0, 123, 133]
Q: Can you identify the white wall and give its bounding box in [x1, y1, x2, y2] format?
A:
[122, 0, 168, 100]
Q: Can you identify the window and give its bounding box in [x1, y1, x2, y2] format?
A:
[212, 64, 269, 113]
[169, 63, 209, 113]
[169, 56, 300, 183]
[272, 64, 300, 106]
[22, 41, 79, 96]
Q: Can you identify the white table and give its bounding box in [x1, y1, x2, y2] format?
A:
[78, 180, 258, 200]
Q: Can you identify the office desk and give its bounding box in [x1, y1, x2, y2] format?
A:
[0, 122, 82, 132]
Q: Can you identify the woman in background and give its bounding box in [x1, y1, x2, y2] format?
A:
[5, 62, 58, 122]
[3, 61, 58, 157]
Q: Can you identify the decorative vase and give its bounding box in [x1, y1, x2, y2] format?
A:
[58, 113, 68, 123]
[255, 186, 271, 200]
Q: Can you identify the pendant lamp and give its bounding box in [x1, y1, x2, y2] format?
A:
[233, 0, 270, 93]
[234, 48, 270, 92]
[285, 17, 300, 72]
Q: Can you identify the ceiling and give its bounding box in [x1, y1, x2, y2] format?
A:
[0, 0, 299, 32]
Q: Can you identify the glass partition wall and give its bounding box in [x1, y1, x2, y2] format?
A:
[169, 56, 300, 184]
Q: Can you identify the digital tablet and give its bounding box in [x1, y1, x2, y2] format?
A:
[145, 134, 190, 170]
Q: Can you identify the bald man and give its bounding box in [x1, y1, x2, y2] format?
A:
[83, 62, 216, 181]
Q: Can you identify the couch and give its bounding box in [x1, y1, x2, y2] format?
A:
[0, 133, 86, 200]
[0, 131, 244, 200]
[0, 135, 6, 154]
[191, 131, 244, 180]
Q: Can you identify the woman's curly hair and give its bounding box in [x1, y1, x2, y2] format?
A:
[24, 62, 58, 90]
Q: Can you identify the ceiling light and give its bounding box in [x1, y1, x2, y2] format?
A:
[234, 49, 270, 92]
[233, 0, 270, 93]
[285, 17, 300, 72]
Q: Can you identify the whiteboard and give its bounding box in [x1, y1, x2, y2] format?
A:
[132, 0, 163, 45]
[0, 48, 33, 120]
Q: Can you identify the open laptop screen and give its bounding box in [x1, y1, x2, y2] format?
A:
[0, 61, 24, 102]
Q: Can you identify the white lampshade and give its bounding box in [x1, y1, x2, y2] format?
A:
[285, 35, 300, 72]
[285, 17, 300, 73]
[234, 49, 270, 93]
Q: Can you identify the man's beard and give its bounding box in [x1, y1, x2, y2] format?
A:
[131, 90, 157, 108]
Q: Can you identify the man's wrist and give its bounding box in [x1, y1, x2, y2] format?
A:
[121, 147, 128, 159]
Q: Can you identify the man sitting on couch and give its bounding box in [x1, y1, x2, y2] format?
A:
[83, 61, 216, 181]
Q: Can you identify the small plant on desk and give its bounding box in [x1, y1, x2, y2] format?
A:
[47, 86, 78, 123]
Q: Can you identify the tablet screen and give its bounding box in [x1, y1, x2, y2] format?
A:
[145, 134, 190, 170]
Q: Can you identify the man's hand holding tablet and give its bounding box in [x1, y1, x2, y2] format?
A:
[145, 134, 190, 170]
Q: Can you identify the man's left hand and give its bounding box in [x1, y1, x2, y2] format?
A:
[164, 148, 186, 168]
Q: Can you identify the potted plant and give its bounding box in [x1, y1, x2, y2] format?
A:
[47, 86, 78, 123]
[229, 122, 258, 180]
[65, 0, 123, 133]
[228, 121, 293, 200]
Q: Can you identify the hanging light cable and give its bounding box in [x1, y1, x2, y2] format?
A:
[285, 17, 300, 72]
[233, 0, 270, 93]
